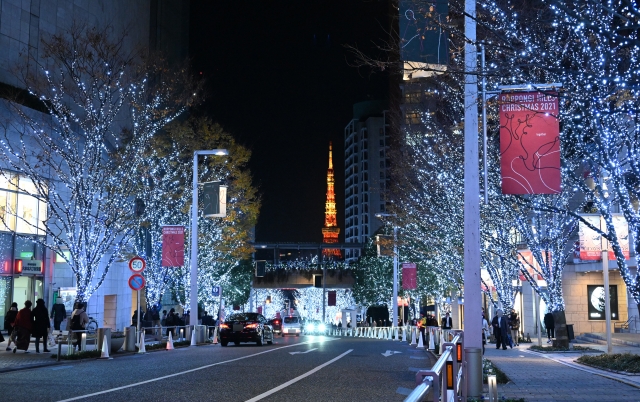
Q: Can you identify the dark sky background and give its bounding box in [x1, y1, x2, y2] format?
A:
[189, 1, 391, 243]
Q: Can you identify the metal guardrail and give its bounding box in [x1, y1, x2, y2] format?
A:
[404, 331, 465, 402]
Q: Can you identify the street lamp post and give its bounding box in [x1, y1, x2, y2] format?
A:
[376, 213, 398, 329]
[601, 220, 613, 354]
[190, 149, 228, 331]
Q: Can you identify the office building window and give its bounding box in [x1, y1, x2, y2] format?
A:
[405, 110, 421, 125]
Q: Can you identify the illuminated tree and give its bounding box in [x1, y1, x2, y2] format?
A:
[0, 25, 197, 302]
[474, 0, 640, 318]
[295, 288, 355, 323]
[151, 117, 260, 314]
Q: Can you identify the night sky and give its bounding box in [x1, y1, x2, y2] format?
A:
[190, 1, 390, 243]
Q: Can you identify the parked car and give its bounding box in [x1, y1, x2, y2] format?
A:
[268, 318, 282, 334]
[304, 320, 328, 335]
[219, 312, 274, 346]
[281, 315, 302, 337]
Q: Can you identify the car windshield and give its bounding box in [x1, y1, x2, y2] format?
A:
[228, 313, 260, 322]
[284, 317, 299, 324]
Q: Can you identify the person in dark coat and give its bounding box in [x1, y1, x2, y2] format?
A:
[165, 308, 177, 337]
[491, 309, 509, 350]
[544, 311, 555, 343]
[441, 312, 453, 330]
[12, 300, 33, 353]
[32, 298, 51, 353]
[50, 299, 67, 331]
[4, 302, 18, 350]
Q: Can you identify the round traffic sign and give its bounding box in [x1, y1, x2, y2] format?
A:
[129, 256, 146, 273]
[128, 274, 146, 291]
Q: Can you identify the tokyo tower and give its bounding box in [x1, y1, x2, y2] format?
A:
[322, 142, 341, 258]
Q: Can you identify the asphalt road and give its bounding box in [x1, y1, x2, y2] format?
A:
[0, 334, 435, 402]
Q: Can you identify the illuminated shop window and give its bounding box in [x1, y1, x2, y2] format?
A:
[0, 173, 47, 235]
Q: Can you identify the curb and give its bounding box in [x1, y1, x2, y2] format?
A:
[0, 342, 217, 372]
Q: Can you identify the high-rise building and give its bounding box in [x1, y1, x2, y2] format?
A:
[322, 142, 341, 258]
[344, 101, 390, 261]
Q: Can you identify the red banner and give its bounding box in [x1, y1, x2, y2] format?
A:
[402, 263, 417, 290]
[161, 226, 185, 267]
[328, 290, 336, 306]
[500, 91, 561, 194]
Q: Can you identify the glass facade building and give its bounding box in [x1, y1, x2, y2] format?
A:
[0, 172, 47, 329]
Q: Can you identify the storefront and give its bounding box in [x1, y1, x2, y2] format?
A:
[0, 172, 48, 329]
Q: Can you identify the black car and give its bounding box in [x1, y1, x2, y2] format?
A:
[219, 312, 274, 346]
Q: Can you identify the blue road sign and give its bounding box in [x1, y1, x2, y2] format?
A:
[212, 286, 221, 297]
[128, 274, 146, 291]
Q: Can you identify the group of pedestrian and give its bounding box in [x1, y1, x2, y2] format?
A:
[486, 309, 522, 353]
[3, 299, 52, 353]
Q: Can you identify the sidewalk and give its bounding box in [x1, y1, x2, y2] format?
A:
[0, 337, 62, 372]
[0, 332, 180, 373]
[484, 337, 640, 402]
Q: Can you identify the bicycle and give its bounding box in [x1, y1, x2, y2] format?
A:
[85, 317, 98, 335]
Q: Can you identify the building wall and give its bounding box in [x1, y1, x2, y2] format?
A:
[0, 0, 151, 88]
[562, 264, 628, 335]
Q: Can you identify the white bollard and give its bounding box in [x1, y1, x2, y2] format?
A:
[212, 327, 218, 344]
[429, 328, 436, 350]
[410, 327, 417, 346]
[138, 332, 146, 354]
[395, 327, 400, 341]
[190, 327, 197, 346]
[388, 327, 393, 340]
[416, 330, 425, 349]
[99, 335, 112, 360]
[166, 331, 175, 350]
[401, 326, 406, 342]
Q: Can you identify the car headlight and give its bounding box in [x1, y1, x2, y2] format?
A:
[318, 323, 326, 332]
[307, 323, 315, 331]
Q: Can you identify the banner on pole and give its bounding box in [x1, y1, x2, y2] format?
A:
[402, 263, 417, 290]
[161, 226, 185, 267]
[499, 91, 561, 194]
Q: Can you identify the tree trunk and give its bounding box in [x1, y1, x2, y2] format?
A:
[552, 310, 570, 348]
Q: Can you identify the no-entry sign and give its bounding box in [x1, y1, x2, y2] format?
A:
[128, 274, 146, 291]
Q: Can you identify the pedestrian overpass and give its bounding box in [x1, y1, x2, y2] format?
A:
[251, 242, 363, 289]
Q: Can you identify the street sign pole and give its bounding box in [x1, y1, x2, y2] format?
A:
[128, 258, 146, 341]
[137, 288, 141, 336]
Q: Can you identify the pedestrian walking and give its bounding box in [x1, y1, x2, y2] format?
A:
[50, 298, 67, 331]
[4, 302, 18, 350]
[544, 311, 555, 343]
[70, 302, 89, 351]
[32, 299, 51, 353]
[509, 311, 520, 346]
[441, 312, 453, 330]
[151, 304, 161, 336]
[491, 309, 509, 350]
[482, 313, 490, 355]
[12, 300, 33, 353]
